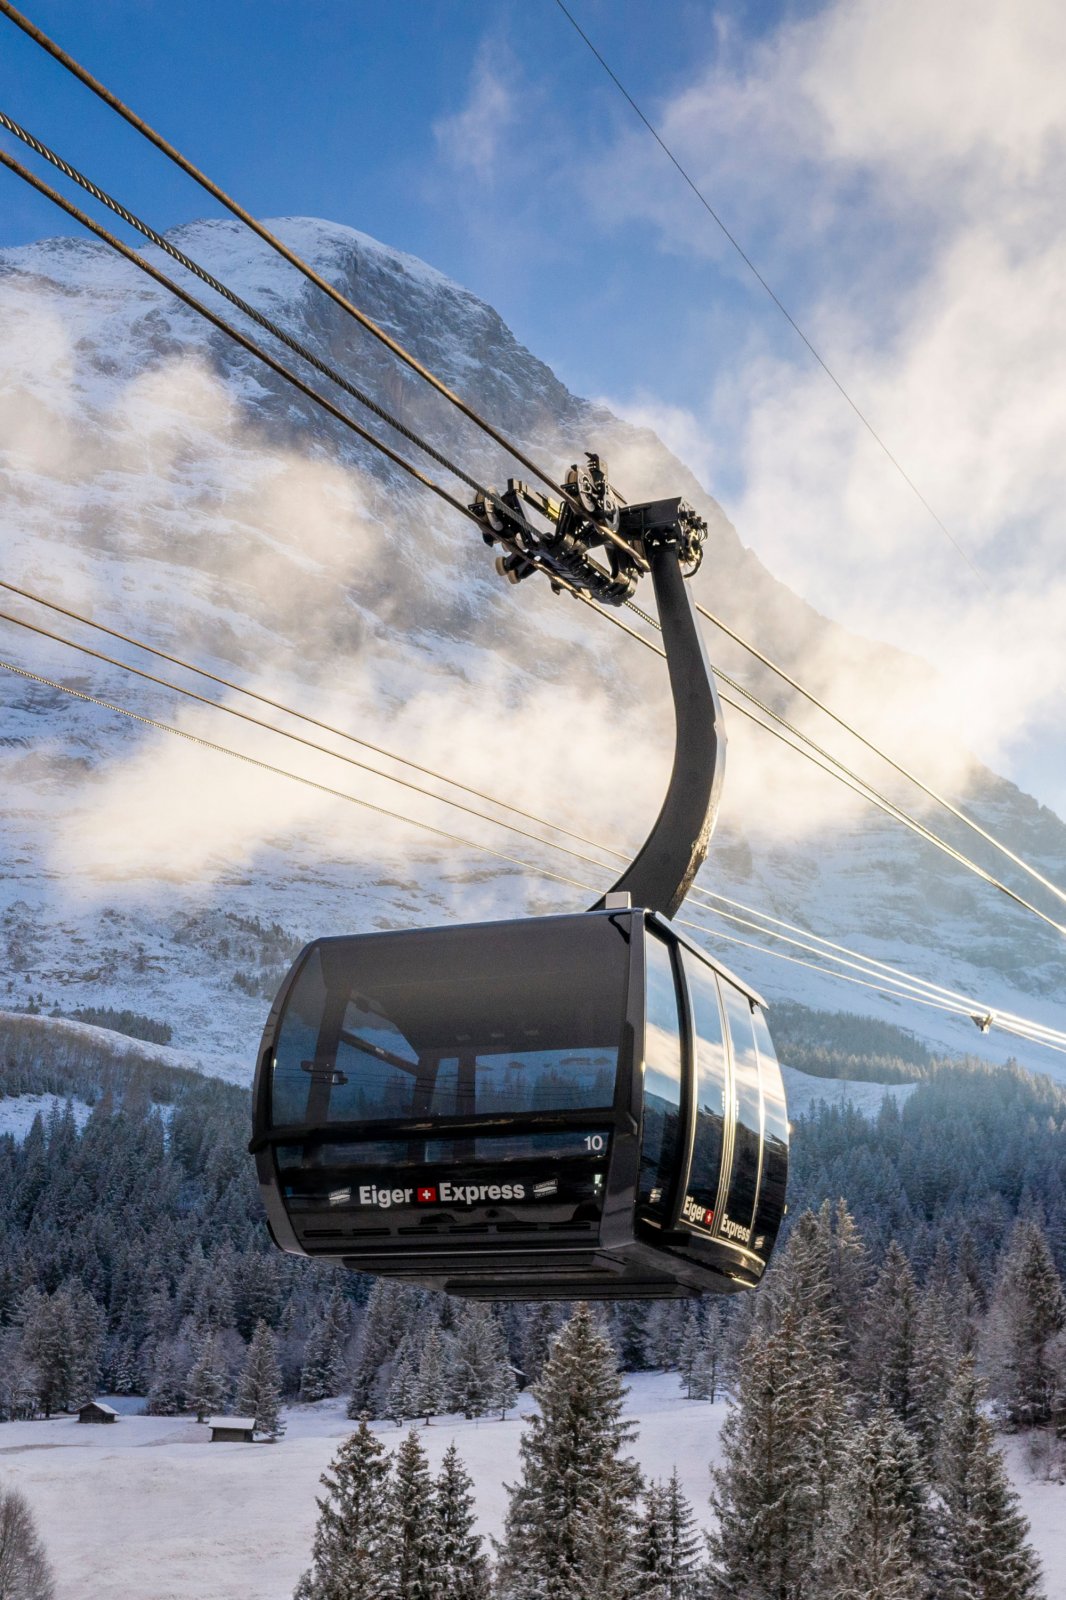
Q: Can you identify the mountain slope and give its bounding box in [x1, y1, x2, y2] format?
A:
[1, 216, 1063, 1076]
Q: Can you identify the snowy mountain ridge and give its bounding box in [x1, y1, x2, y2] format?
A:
[1, 215, 1063, 1081]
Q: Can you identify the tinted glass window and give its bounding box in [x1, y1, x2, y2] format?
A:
[681, 954, 727, 1232]
[270, 916, 627, 1127]
[722, 984, 763, 1239]
[271, 949, 328, 1125]
[751, 1008, 789, 1256]
[639, 935, 683, 1213]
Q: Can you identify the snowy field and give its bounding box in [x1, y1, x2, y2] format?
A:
[0, 1373, 1061, 1600]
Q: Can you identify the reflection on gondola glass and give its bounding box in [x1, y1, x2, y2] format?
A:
[722, 983, 763, 1236]
[683, 955, 728, 1230]
[639, 936, 683, 1212]
[751, 1008, 788, 1250]
[269, 918, 627, 1128]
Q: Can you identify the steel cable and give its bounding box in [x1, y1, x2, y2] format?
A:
[5, 649, 1066, 1057]
[552, 0, 990, 592]
[0, 0, 648, 572]
[693, 597, 1066, 910]
[4, 116, 1059, 935]
[5, 594, 1049, 1031]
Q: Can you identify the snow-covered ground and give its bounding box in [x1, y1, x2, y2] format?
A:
[0, 1374, 1060, 1600]
[780, 1062, 917, 1121]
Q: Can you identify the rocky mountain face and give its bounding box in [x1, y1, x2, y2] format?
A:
[1, 216, 1063, 1079]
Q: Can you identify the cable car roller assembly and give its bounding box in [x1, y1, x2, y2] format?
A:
[252, 462, 789, 1298]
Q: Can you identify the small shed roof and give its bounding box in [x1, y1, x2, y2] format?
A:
[80, 1400, 119, 1416]
[207, 1415, 256, 1430]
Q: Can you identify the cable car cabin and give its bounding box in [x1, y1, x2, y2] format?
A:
[251, 908, 788, 1300]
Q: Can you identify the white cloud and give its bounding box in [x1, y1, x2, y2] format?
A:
[433, 42, 517, 185]
[582, 0, 1066, 810]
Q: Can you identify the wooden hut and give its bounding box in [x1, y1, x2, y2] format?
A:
[78, 1400, 118, 1424]
[207, 1414, 256, 1443]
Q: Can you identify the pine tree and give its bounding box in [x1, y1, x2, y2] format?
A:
[936, 1358, 1042, 1600]
[238, 1319, 285, 1439]
[676, 1307, 702, 1398]
[392, 1429, 439, 1600]
[146, 1340, 188, 1417]
[300, 1290, 350, 1403]
[348, 1280, 409, 1418]
[910, 1283, 961, 1467]
[497, 1303, 642, 1600]
[415, 1324, 449, 1423]
[434, 1443, 489, 1599]
[635, 1471, 701, 1600]
[812, 1401, 934, 1600]
[708, 1211, 851, 1600]
[689, 1305, 723, 1402]
[294, 1418, 396, 1600]
[449, 1305, 511, 1420]
[983, 1216, 1066, 1427]
[826, 1199, 870, 1378]
[387, 1341, 421, 1429]
[186, 1329, 230, 1422]
[858, 1240, 920, 1425]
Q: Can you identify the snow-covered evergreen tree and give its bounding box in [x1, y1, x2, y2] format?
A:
[415, 1324, 449, 1423]
[688, 1306, 722, 1403]
[186, 1329, 230, 1422]
[449, 1305, 511, 1420]
[301, 1290, 351, 1402]
[858, 1240, 919, 1425]
[983, 1216, 1066, 1427]
[348, 1280, 411, 1418]
[392, 1429, 439, 1600]
[708, 1211, 850, 1600]
[936, 1358, 1042, 1600]
[146, 1339, 188, 1417]
[238, 1319, 285, 1439]
[434, 1442, 489, 1599]
[294, 1418, 396, 1600]
[497, 1304, 642, 1600]
[911, 1282, 961, 1466]
[812, 1401, 935, 1600]
[635, 1470, 701, 1600]
[387, 1340, 421, 1429]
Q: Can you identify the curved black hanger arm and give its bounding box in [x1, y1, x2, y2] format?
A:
[591, 501, 725, 919]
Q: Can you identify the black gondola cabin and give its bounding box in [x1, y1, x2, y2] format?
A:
[251, 907, 788, 1298]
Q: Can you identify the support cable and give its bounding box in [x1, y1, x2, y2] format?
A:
[0, 605, 620, 872]
[10, 98, 1050, 918]
[2, 112, 1056, 928]
[551, 0, 989, 591]
[0, 0, 647, 572]
[6, 600, 1064, 1048]
[2, 140, 1060, 934]
[0, 577, 620, 862]
[0, 109, 498, 500]
[673, 920, 1066, 1059]
[694, 597, 1066, 909]
[5, 650, 1066, 1057]
[0, 655, 593, 896]
[0, 147, 594, 611]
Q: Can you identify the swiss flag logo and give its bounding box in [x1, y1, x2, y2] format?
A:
[417, 1186, 438, 1203]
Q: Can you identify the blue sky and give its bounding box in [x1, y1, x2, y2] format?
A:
[0, 0, 799, 423]
[3, 0, 1066, 816]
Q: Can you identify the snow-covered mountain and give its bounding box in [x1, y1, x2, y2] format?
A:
[1, 216, 1063, 1079]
